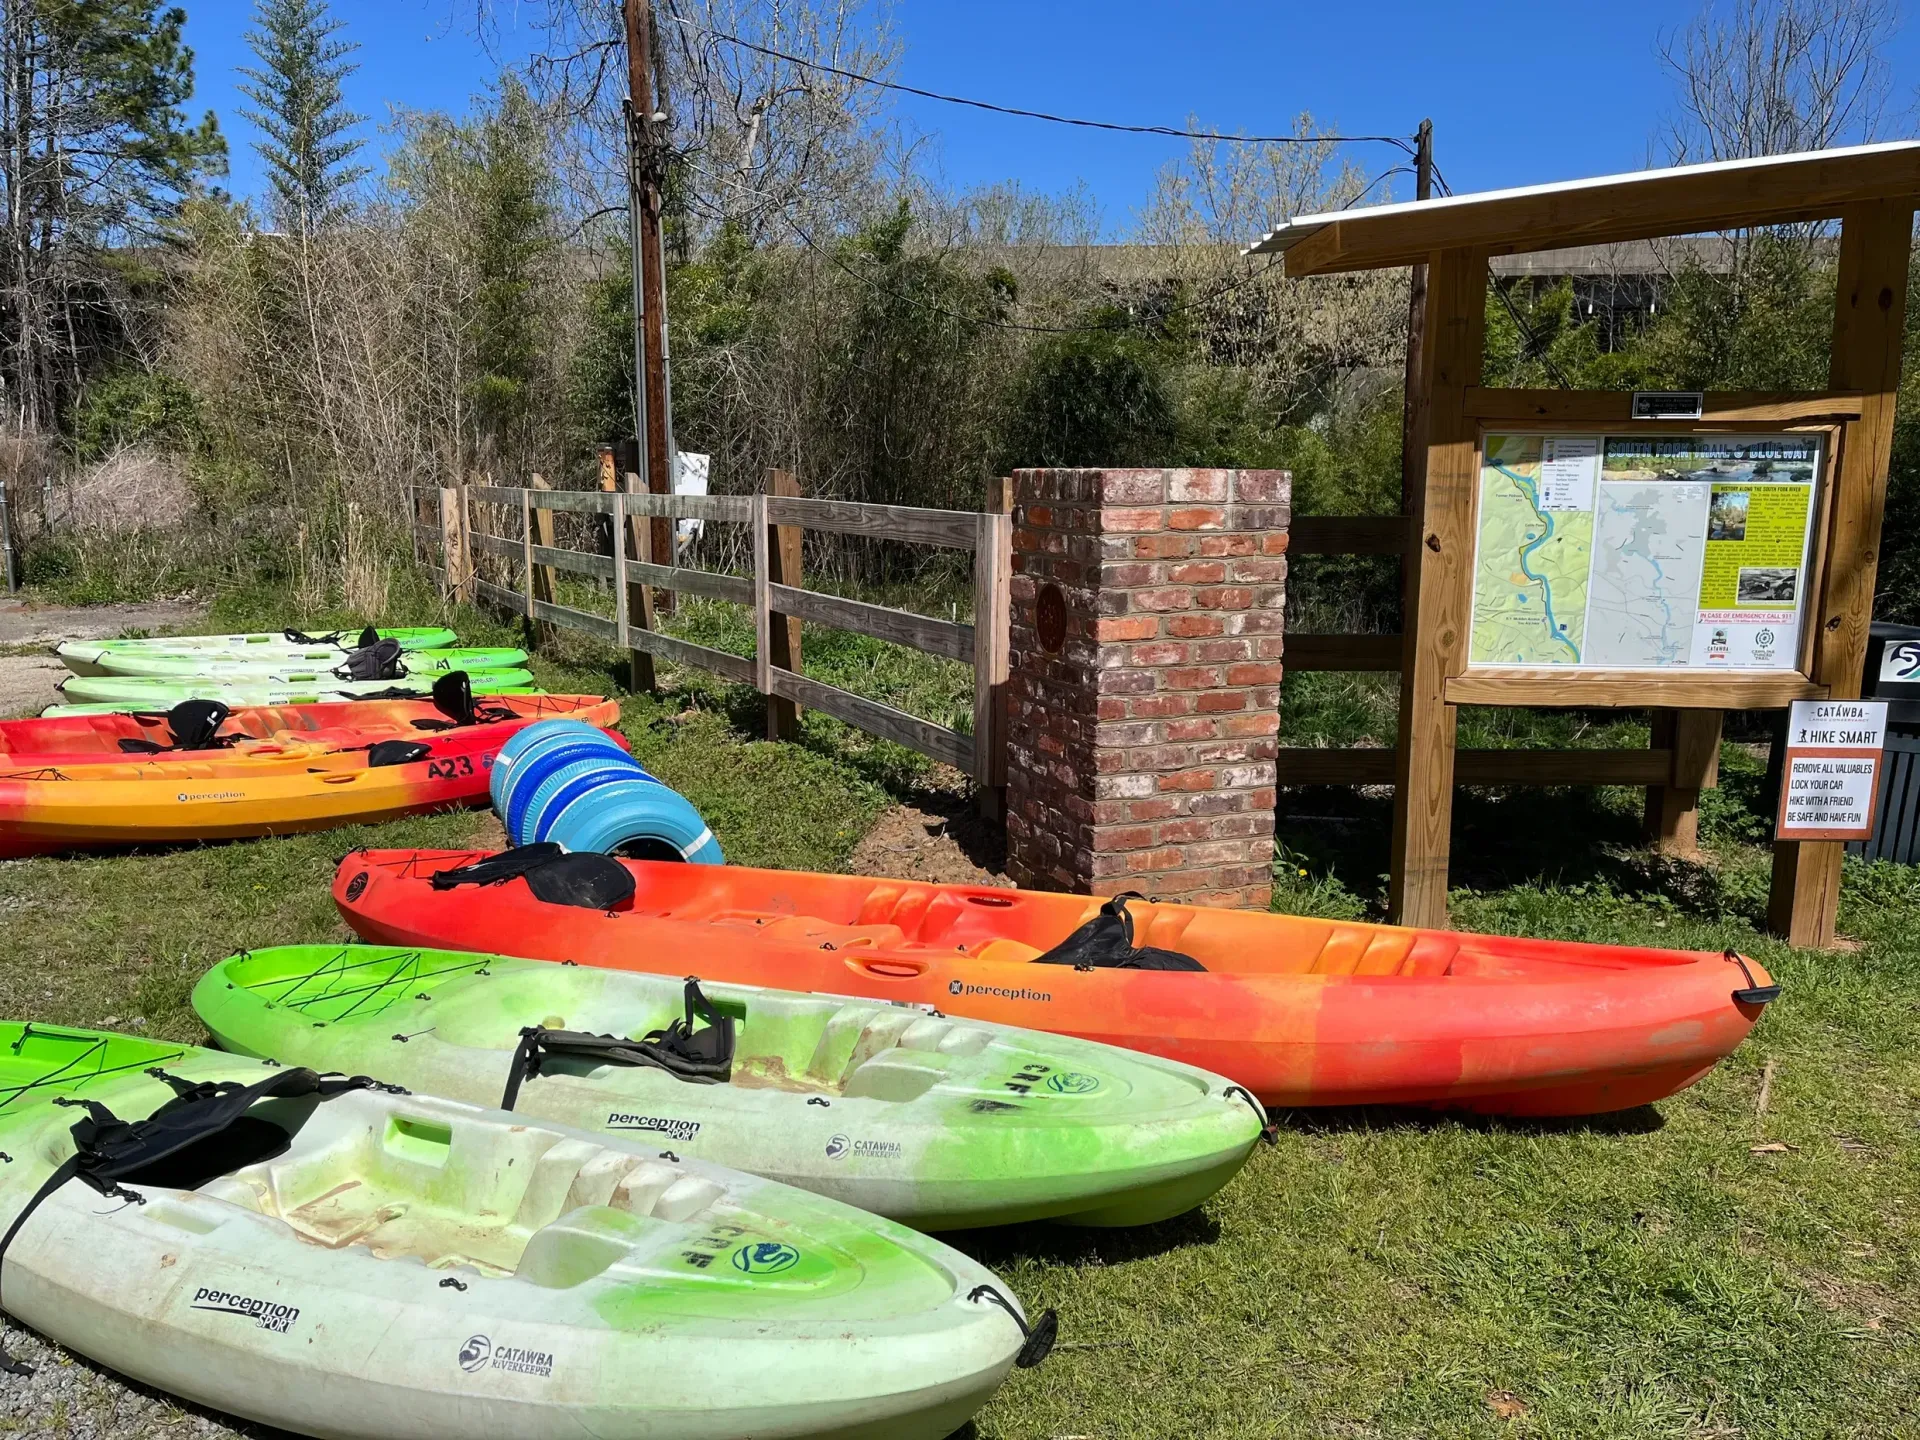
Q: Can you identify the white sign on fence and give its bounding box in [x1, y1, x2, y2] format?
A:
[1776, 698, 1889, 841]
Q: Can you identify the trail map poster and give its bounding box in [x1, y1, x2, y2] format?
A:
[1468, 433, 1822, 671]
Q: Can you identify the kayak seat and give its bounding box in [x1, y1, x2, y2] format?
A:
[200, 1105, 723, 1279]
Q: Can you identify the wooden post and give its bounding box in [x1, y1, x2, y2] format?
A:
[974, 475, 1014, 817]
[751, 492, 772, 696]
[528, 474, 559, 646]
[622, 471, 659, 693]
[1769, 198, 1913, 946]
[1388, 246, 1488, 928]
[519, 489, 535, 622]
[438, 486, 464, 602]
[1644, 709, 1724, 856]
[611, 489, 630, 650]
[765, 469, 803, 739]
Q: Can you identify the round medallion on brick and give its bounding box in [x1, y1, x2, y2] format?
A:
[1036, 582, 1067, 652]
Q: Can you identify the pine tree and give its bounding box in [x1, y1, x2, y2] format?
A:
[0, 0, 226, 431]
[237, 0, 367, 234]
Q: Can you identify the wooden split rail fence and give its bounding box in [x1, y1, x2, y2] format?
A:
[414, 475, 1013, 794]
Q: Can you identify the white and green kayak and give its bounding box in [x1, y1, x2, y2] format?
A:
[0, 1022, 1045, 1439]
[42, 687, 543, 717]
[57, 627, 458, 673]
[194, 944, 1266, 1230]
[78, 645, 527, 680]
[56, 669, 537, 707]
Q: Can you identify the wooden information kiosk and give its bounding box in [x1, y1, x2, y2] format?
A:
[1250, 142, 1920, 947]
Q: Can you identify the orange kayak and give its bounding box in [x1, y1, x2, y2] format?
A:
[0, 693, 620, 771]
[0, 699, 623, 856]
[334, 849, 1777, 1116]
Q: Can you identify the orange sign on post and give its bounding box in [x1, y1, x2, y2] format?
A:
[1775, 699, 1889, 841]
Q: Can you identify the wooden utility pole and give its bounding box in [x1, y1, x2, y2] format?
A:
[1397, 120, 1434, 516]
[623, 0, 675, 582]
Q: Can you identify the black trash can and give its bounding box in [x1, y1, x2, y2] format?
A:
[1849, 623, 1920, 861]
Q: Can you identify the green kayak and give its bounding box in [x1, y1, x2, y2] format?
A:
[42, 688, 543, 717]
[0, 1021, 1039, 1438]
[194, 944, 1265, 1230]
[56, 669, 537, 706]
[57, 627, 457, 672]
[80, 646, 528, 680]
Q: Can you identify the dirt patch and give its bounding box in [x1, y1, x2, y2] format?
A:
[0, 598, 208, 718]
[848, 793, 1011, 888]
[0, 597, 204, 647]
[0, 653, 71, 717]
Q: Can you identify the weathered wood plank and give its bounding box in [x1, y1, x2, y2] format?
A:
[768, 583, 975, 662]
[767, 667, 975, 772]
[1280, 747, 1677, 787]
[766, 495, 980, 550]
[1389, 245, 1486, 928]
[764, 470, 804, 741]
[1273, 144, 1920, 276]
[530, 597, 618, 643]
[1284, 634, 1403, 671]
[1771, 196, 1916, 948]
[1463, 388, 1865, 424]
[532, 542, 615, 580]
[752, 494, 771, 694]
[974, 506, 1012, 791]
[624, 491, 753, 523]
[1644, 709, 1725, 857]
[1446, 669, 1826, 708]
[468, 484, 525, 506]
[527, 490, 616, 514]
[473, 576, 525, 616]
[469, 531, 520, 562]
[1286, 515, 1411, 555]
[628, 629, 756, 685]
[622, 559, 753, 605]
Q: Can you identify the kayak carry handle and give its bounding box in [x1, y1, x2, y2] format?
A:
[1725, 951, 1782, 1007]
[967, 1284, 1057, 1368]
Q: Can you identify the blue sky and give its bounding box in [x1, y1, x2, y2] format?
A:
[183, 0, 1920, 233]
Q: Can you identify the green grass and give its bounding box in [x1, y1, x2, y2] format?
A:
[6, 570, 1920, 1436]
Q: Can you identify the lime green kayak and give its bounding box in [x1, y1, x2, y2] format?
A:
[195, 944, 1265, 1230]
[57, 627, 457, 673]
[82, 646, 528, 680]
[0, 1021, 1042, 1438]
[42, 687, 543, 717]
[56, 669, 537, 706]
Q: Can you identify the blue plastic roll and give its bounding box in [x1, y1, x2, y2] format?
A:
[493, 723, 640, 843]
[491, 720, 627, 811]
[541, 775, 724, 864]
[520, 756, 647, 845]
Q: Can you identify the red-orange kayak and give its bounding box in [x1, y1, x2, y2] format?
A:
[0, 692, 619, 769]
[334, 849, 1778, 1116]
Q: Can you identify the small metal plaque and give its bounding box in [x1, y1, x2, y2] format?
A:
[1631, 391, 1705, 421]
[1036, 583, 1067, 653]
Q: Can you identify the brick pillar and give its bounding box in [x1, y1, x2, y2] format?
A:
[1004, 468, 1287, 909]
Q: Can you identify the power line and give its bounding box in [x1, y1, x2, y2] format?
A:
[683, 22, 1419, 156]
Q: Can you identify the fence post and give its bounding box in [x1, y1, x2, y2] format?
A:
[765, 469, 803, 740]
[973, 476, 1013, 817]
[611, 488, 630, 651]
[752, 491, 772, 698]
[528, 474, 559, 645]
[622, 470, 658, 693]
[0, 480, 17, 592]
[438, 486, 465, 601]
[519, 489, 535, 623]
[1644, 708, 1723, 856]
[457, 481, 476, 602]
